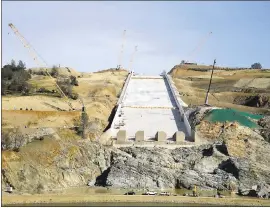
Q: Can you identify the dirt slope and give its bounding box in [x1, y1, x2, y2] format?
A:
[2, 70, 128, 129]
[169, 64, 270, 115]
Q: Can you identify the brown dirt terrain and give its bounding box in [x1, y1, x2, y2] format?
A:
[170, 64, 270, 115]
[1, 69, 128, 199]
[2, 70, 128, 129]
[2, 110, 81, 128]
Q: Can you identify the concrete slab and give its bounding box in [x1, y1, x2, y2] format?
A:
[112, 75, 190, 141]
[123, 78, 177, 107]
[117, 108, 188, 139]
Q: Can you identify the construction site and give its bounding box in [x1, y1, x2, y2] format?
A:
[3, 23, 270, 144]
[2, 16, 270, 206]
[3, 25, 206, 148]
[111, 72, 195, 147]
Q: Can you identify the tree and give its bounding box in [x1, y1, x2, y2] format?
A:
[13, 129, 24, 152]
[1, 131, 12, 150]
[81, 111, 89, 139]
[1, 81, 8, 95]
[181, 60, 185, 64]
[56, 78, 73, 98]
[251, 62, 262, 69]
[71, 93, 79, 100]
[1, 128, 24, 151]
[17, 60, 26, 70]
[56, 75, 80, 99]
[70, 75, 79, 86]
[51, 65, 59, 77]
[21, 82, 31, 95]
[2, 66, 13, 80]
[10, 59, 16, 68]
[1, 60, 31, 95]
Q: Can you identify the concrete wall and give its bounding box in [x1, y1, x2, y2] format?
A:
[111, 71, 132, 132]
[117, 72, 133, 105]
[163, 73, 193, 139]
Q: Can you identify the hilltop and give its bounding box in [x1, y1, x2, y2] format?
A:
[169, 64, 270, 115]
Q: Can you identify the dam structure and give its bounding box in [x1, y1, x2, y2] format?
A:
[110, 71, 195, 147]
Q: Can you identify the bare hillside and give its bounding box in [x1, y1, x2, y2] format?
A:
[169, 64, 270, 115]
[2, 70, 129, 129]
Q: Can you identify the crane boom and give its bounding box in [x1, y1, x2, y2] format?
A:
[128, 45, 138, 71]
[186, 31, 212, 63]
[8, 23, 46, 69]
[117, 30, 126, 70]
[8, 23, 74, 110]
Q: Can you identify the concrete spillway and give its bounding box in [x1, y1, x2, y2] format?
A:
[124, 78, 176, 108]
[111, 73, 192, 142]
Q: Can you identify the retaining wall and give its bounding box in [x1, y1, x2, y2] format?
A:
[163, 73, 193, 139]
[111, 71, 132, 131]
[117, 72, 133, 105]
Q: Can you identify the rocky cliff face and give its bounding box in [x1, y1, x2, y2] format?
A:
[96, 108, 270, 197]
[233, 94, 270, 109]
[99, 127, 270, 197]
[2, 130, 113, 194]
[2, 108, 270, 198]
[258, 116, 270, 143]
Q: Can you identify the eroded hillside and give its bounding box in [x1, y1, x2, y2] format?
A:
[2, 69, 128, 129]
[169, 64, 270, 115]
[1, 69, 129, 193]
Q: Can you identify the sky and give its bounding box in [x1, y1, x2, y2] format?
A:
[2, 1, 270, 74]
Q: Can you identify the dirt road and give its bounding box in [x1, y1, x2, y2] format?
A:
[2, 193, 270, 206]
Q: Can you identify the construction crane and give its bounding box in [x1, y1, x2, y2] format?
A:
[8, 23, 74, 111]
[116, 30, 126, 70]
[128, 45, 138, 71]
[185, 31, 212, 63]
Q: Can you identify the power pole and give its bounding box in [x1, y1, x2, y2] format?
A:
[204, 59, 216, 105]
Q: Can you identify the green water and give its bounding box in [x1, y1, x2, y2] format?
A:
[204, 108, 263, 128]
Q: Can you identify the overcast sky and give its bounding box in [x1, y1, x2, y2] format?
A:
[3, 1, 270, 74]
